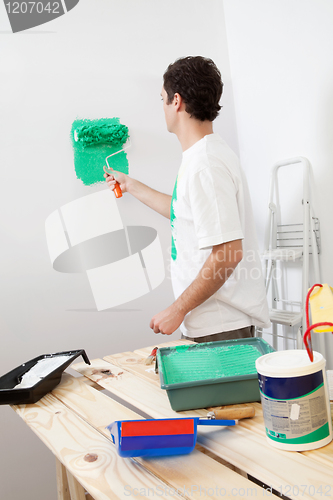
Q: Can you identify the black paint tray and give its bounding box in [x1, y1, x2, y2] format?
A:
[0, 349, 90, 405]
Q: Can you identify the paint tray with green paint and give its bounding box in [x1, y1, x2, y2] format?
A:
[157, 338, 275, 411]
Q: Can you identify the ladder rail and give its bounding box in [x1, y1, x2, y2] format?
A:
[263, 157, 324, 356]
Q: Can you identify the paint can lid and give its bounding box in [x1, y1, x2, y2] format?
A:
[256, 349, 325, 377]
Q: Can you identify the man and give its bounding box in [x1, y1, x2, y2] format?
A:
[105, 56, 270, 342]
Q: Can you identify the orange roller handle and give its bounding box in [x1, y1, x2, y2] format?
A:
[114, 181, 122, 198]
[104, 165, 122, 198]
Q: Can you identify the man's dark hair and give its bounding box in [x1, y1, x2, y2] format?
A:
[163, 56, 223, 122]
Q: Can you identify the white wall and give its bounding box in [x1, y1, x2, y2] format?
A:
[0, 1, 237, 498]
[223, 0, 333, 367]
[4, 2, 332, 496]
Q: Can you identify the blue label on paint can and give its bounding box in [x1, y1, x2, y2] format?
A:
[258, 370, 323, 400]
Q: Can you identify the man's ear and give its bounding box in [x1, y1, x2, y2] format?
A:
[173, 92, 183, 111]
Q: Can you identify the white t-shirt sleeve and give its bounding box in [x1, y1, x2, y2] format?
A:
[188, 163, 244, 249]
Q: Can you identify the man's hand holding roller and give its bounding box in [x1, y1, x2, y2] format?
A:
[105, 168, 172, 219]
[104, 169, 129, 194]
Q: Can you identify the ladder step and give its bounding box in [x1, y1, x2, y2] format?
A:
[263, 248, 303, 261]
[269, 310, 302, 326]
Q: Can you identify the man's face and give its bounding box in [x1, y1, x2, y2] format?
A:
[161, 86, 175, 133]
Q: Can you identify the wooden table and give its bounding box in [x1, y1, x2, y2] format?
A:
[12, 339, 333, 500]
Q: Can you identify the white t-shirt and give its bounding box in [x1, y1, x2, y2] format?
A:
[170, 133, 270, 338]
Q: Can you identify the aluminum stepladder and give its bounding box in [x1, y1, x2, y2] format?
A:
[260, 157, 324, 355]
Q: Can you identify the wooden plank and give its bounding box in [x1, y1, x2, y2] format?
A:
[197, 424, 333, 500]
[56, 458, 71, 500]
[129, 448, 269, 499]
[13, 394, 181, 500]
[132, 339, 194, 359]
[71, 358, 206, 418]
[195, 443, 248, 478]
[77, 376, 104, 391]
[302, 440, 333, 467]
[52, 372, 142, 431]
[66, 469, 86, 500]
[52, 373, 275, 499]
[103, 351, 160, 385]
[105, 339, 194, 381]
[72, 359, 333, 500]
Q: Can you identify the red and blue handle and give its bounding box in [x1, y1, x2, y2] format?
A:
[107, 417, 236, 458]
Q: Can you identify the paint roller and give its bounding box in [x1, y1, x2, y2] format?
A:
[73, 122, 130, 198]
[107, 407, 255, 457]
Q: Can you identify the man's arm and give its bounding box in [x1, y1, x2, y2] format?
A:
[150, 239, 243, 335]
[105, 170, 172, 219]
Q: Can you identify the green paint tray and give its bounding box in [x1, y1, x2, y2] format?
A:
[157, 338, 274, 411]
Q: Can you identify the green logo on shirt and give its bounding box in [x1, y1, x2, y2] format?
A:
[170, 177, 178, 261]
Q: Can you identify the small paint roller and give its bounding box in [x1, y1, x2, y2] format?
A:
[73, 122, 130, 198]
[107, 407, 255, 458]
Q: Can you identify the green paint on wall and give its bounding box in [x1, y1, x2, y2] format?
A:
[71, 117, 129, 186]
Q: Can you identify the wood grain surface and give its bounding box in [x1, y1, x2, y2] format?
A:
[12, 338, 333, 500]
[13, 392, 181, 500]
[70, 339, 333, 500]
[51, 373, 271, 499]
